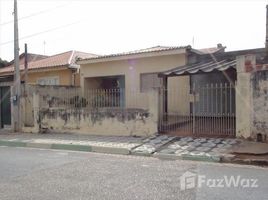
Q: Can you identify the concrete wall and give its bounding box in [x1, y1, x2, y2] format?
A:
[39, 108, 157, 136]
[21, 85, 158, 136]
[252, 70, 268, 140]
[167, 76, 190, 115]
[236, 55, 268, 141]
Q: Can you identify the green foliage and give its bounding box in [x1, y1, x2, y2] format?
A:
[0, 58, 8, 68]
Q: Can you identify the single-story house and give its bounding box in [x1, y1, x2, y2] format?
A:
[0, 50, 96, 86]
[77, 45, 225, 109]
[77, 45, 268, 139]
[0, 50, 96, 129]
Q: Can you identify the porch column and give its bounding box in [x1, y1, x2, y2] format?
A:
[235, 54, 255, 138]
[163, 76, 168, 121]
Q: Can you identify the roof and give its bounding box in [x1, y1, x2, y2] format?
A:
[0, 51, 97, 75]
[160, 58, 236, 77]
[159, 47, 266, 77]
[191, 47, 225, 55]
[7, 53, 48, 67]
[78, 45, 191, 63]
[77, 44, 226, 64]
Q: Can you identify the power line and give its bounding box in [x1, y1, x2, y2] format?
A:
[0, 3, 70, 26]
[0, 21, 81, 46]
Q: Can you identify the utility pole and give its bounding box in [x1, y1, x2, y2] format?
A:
[13, 0, 21, 132]
[265, 5, 268, 60]
[24, 43, 28, 84]
[24, 43, 28, 97]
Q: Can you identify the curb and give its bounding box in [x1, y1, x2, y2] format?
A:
[0, 140, 27, 147]
[153, 152, 181, 160]
[51, 144, 92, 152]
[1, 139, 266, 166]
[230, 158, 268, 167]
[181, 154, 221, 162]
[131, 151, 153, 157]
[0, 140, 131, 155]
[153, 152, 221, 162]
[91, 146, 130, 155]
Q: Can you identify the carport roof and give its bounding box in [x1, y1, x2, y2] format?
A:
[159, 58, 236, 77]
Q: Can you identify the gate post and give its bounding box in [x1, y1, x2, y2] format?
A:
[148, 88, 159, 134]
[236, 54, 255, 138]
[192, 83, 196, 135]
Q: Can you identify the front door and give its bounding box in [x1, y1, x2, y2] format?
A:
[0, 87, 11, 128]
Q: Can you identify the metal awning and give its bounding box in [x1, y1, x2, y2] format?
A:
[159, 59, 236, 77]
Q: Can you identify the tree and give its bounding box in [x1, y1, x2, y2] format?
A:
[0, 58, 9, 68]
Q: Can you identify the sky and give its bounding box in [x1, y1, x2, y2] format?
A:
[0, 0, 268, 61]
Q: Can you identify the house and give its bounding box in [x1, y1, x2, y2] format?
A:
[77, 45, 268, 139]
[158, 47, 267, 139]
[0, 50, 96, 86]
[0, 50, 96, 129]
[77, 45, 224, 109]
[0, 53, 47, 128]
[20, 45, 268, 140]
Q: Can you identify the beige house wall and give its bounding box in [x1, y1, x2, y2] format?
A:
[80, 53, 189, 111]
[167, 76, 190, 115]
[26, 69, 74, 86]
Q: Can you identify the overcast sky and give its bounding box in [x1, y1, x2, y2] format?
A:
[0, 0, 267, 61]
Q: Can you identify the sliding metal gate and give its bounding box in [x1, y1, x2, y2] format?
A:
[158, 83, 236, 137]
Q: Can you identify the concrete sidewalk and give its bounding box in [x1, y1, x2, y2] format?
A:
[0, 132, 267, 166]
[0, 133, 145, 155]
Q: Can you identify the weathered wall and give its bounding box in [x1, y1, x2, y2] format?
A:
[236, 54, 268, 141]
[251, 70, 268, 140]
[39, 108, 157, 136]
[21, 85, 158, 136]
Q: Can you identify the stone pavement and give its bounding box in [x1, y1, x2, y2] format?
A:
[0, 132, 264, 165]
[153, 137, 240, 162]
[131, 135, 176, 156]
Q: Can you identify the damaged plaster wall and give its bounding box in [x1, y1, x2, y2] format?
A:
[40, 108, 157, 136]
[252, 70, 268, 140]
[22, 85, 158, 136]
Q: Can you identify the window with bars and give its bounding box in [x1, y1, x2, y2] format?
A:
[140, 73, 162, 93]
[37, 76, 60, 85]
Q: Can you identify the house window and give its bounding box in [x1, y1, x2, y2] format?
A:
[37, 76, 59, 85]
[140, 73, 162, 92]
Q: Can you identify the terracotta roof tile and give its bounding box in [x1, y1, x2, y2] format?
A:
[80, 45, 190, 61]
[0, 51, 96, 75]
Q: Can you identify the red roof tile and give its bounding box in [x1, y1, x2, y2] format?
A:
[80, 45, 190, 61]
[0, 51, 97, 75]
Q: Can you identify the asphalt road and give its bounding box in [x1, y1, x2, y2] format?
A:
[0, 147, 267, 200]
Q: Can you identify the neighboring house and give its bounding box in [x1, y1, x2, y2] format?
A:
[0, 53, 47, 128]
[0, 50, 96, 86]
[0, 50, 96, 129]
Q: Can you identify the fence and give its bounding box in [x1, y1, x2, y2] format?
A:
[159, 82, 236, 137]
[20, 85, 156, 136]
[37, 87, 149, 110]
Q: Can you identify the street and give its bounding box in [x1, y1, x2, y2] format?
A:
[0, 147, 267, 200]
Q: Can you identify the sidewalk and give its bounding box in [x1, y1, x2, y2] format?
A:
[0, 133, 144, 155]
[0, 132, 267, 166]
